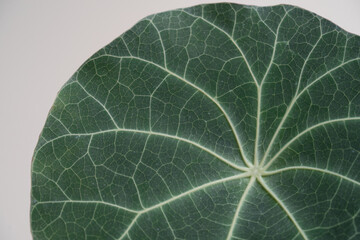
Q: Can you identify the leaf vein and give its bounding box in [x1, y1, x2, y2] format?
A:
[263, 166, 360, 186]
[226, 177, 255, 240]
[258, 177, 309, 240]
[75, 81, 119, 129]
[181, 9, 259, 87]
[92, 53, 252, 168]
[264, 117, 360, 169]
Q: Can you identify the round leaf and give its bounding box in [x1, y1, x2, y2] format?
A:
[31, 3, 360, 240]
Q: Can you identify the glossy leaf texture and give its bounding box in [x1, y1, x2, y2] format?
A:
[31, 3, 360, 240]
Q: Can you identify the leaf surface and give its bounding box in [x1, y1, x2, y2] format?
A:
[31, 3, 360, 240]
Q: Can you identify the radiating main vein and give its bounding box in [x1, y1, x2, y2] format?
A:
[258, 177, 309, 240]
[226, 177, 255, 240]
[34, 127, 248, 172]
[34, 172, 251, 240]
[139, 172, 250, 213]
[264, 117, 360, 170]
[254, 10, 288, 167]
[263, 166, 360, 186]
[96, 53, 252, 168]
[180, 9, 262, 167]
[260, 56, 360, 168]
[258, 29, 323, 167]
[116, 172, 250, 239]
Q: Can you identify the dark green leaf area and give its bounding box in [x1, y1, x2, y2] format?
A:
[88, 131, 240, 208]
[31, 2, 360, 240]
[31, 203, 136, 240]
[269, 121, 360, 182]
[264, 61, 360, 164]
[129, 179, 248, 240]
[233, 182, 300, 240]
[265, 171, 360, 240]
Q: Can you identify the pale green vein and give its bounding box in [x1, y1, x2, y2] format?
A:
[263, 166, 360, 186]
[264, 117, 360, 169]
[258, 177, 309, 240]
[182, 9, 259, 87]
[178, 9, 259, 167]
[259, 22, 323, 168]
[34, 127, 247, 172]
[148, 19, 167, 67]
[33, 171, 250, 229]
[254, 11, 288, 167]
[98, 219, 118, 240]
[260, 57, 360, 168]
[229, 4, 238, 38]
[32, 203, 66, 233]
[119, 172, 250, 239]
[161, 206, 176, 238]
[75, 81, 119, 129]
[259, 10, 288, 83]
[139, 172, 250, 214]
[49, 113, 71, 134]
[226, 176, 255, 240]
[118, 214, 140, 240]
[97, 164, 130, 179]
[253, 8, 276, 35]
[95, 53, 252, 168]
[33, 200, 139, 214]
[296, 57, 360, 99]
[86, 135, 104, 202]
[175, 90, 198, 135]
[132, 134, 150, 210]
[149, 74, 170, 131]
[291, 233, 301, 240]
[39, 52, 251, 171]
[33, 171, 71, 201]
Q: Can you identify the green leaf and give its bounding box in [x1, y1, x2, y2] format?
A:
[31, 3, 360, 240]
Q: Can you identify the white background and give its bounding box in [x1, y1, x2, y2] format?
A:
[1, 0, 359, 239]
